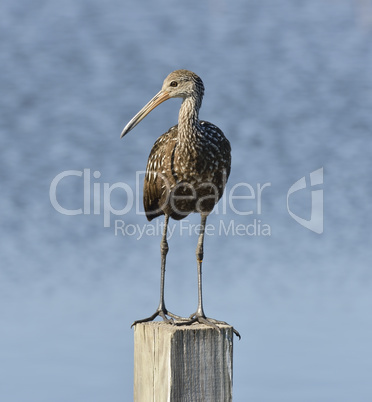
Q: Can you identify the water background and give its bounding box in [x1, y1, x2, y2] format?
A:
[1, 0, 372, 401]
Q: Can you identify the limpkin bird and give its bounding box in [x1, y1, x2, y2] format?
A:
[121, 69, 239, 337]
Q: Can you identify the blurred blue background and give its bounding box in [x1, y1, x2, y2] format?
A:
[1, 0, 372, 401]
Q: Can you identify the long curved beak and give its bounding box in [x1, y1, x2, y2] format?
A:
[120, 90, 170, 138]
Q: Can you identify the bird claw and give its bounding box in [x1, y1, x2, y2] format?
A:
[131, 308, 184, 327]
[131, 309, 241, 339]
[173, 314, 241, 339]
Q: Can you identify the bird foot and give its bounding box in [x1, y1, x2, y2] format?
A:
[173, 314, 241, 339]
[131, 308, 184, 328]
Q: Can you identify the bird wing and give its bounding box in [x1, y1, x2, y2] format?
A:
[143, 126, 178, 221]
[200, 121, 231, 200]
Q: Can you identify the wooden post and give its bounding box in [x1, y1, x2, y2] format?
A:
[134, 322, 234, 402]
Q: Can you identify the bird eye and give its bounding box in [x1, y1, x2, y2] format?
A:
[170, 81, 178, 87]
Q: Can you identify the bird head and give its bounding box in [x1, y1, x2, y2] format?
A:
[120, 70, 204, 138]
[161, 69, 205, 100]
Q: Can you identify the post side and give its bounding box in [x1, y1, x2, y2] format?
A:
[134, 322, 234, 402]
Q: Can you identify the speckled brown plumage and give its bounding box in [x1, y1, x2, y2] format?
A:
[144, 120, 231, 220]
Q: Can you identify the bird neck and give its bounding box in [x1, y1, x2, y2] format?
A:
[178, 96, 202, 141]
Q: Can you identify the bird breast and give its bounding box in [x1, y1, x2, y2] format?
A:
[144, 122, 230, 220]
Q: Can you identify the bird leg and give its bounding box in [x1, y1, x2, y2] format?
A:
[194, 214, 207, 318]
[131, 214, 182, 327]
[173, 215, 241, 339]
